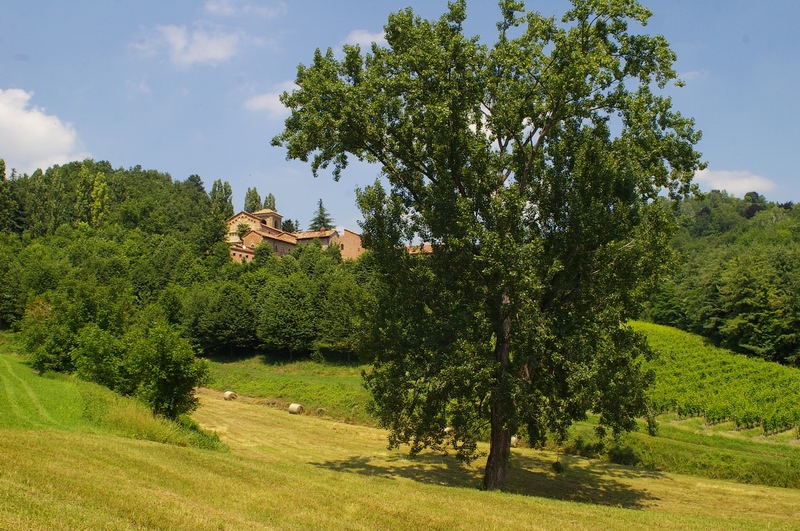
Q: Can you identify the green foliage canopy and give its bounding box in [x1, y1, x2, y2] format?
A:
[0, 160, 14, 233]
[647, 193, 800, 366]
[243, 187, 261, 213]
[282, 219, 299, 233]
[0, 163, 226, 419]
[123, 322, 210, 419]
[308, 198, 334, 231]
[210, 179, 235, 218]
[273, 0, 703, 489]
[183, 281, 258, 356]
[263, 192, 277, 211]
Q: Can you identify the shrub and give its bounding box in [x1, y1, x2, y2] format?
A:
[71, 324, 123, 389]
[123, 322, 209, 419]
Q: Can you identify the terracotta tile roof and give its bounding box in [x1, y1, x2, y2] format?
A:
[225, 211, 261, 224]
[250, 229, 297, 244]
[256, 225, 287, 237]
[295, 229, 338, 240]
[252, 208, 282, 218]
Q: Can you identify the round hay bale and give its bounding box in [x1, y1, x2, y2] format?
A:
[223, 391, 237, 401]
[288, 403, 304, 415]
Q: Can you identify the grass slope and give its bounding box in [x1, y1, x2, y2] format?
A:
[559, 322, 800, 488]
[0, 331, 224, 449]
[207, 325, 800, 489]
[208, 355, 371, 424]
[4, 329, 800, 528]
[3, 388, 800, 530]
[633, 321, 800, 433]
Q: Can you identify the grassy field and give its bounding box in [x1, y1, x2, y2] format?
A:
[206, 324, 800, 491]
[4, 387, 800, 529]
[565, 414, 800, 489]
[3, 332, 800, 528]
[207, 354, 372, 424]
[0, 332, 224, 449]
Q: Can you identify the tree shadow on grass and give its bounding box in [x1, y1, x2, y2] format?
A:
[312, 451, 664, 509]
[502, 453, 664, 509]
[313, 453, 482, 490]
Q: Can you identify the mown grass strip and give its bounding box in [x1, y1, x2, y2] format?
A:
[0, 332, 226, 451]
[0, 354, 83, 430]
[5, 393, 799, 530]
[3, 328, 800, 528]
[0, 356, 58, 425]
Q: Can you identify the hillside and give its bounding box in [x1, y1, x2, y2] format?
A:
[646, 192, 800, 368]
[635, 321, 800, 433]
[204, 323, 800, 490]
[1, 336, 799, 529]
[0, 333, 224, 449]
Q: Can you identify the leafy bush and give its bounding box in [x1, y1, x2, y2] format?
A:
[123, 323, 210, 419]
[72, 324, 123, 389]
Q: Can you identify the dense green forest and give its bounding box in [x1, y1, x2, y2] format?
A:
[644, 190, 800, 367]
[0, 158, 371, 417]
[2, 157, 799, 421]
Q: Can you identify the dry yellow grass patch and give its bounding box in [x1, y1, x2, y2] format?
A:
[193, 389, 800, 529]
[0, 387, 798, 530]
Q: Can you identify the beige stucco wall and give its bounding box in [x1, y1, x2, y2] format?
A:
[252, 209, 283, 230]
[296, 231, 340, 250]
[226, 213, 262, 244]
[230, 246, 254, 263]
[242, 231, 295, 257]
[339, 229, 364, 260]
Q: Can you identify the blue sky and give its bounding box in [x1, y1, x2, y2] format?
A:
[2, 1, 799, 231]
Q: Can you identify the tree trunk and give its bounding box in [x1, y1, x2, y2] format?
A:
[484, 401, 512, 490]
[483, 291, 512, 491]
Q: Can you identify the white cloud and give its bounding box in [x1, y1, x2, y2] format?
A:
[156, 24, 240, 67]
[125, 79, 151, 96]
[694, 168, 776, 197]
[679, 70, 708, 81]
[342, 29, 386, 49]
[243, 80, 296, 119]
[0, 88, 90, 175]
[129, 33, 158, 57]
[204, 0, 287, 18]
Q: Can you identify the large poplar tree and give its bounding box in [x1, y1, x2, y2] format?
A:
[273, 0, 703, 490]
[243, 187, 262, 213]
[210, 179, 234, 218]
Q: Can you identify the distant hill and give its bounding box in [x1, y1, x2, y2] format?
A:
[644, 191, 800, 367]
